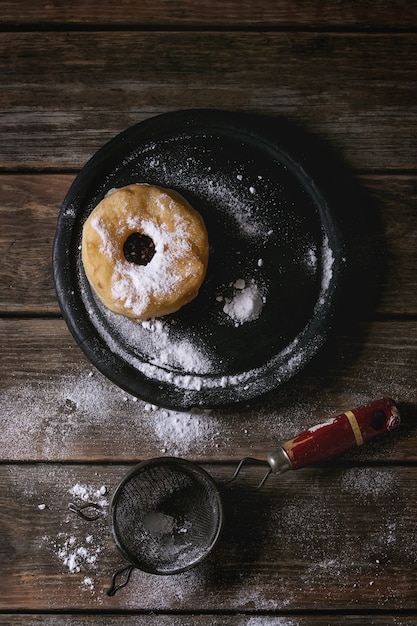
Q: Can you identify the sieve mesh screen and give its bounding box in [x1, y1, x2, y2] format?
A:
[110, 458, 223, 574]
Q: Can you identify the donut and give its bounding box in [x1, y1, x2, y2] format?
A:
[81, 183, 209, 321]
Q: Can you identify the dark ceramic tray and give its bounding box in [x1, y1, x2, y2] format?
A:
[53, 110, 345, 410]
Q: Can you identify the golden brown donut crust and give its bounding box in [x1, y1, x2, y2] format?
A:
[81, 184, 209, 321]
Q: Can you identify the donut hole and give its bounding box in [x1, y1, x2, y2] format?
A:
[123, 232, 156, 266]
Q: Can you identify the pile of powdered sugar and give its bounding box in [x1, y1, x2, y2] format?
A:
[69, 482, 108, 507]
[78, 232, 337, 398]
[139, 318, 214, 374]
[219, 278, 265, 327]
[86, 297, 264, 394]
[143, 402, 222, 455]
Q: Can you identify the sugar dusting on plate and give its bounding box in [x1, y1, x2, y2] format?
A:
[78, 232, 335, 397]
[73, 131, 341, 405]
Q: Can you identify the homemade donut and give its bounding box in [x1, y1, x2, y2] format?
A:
[81, 183, 209, 321]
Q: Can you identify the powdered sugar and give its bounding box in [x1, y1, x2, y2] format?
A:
[82, 279, 328, 401]
[316, 235, 335, 309]
[39, 479, 108, 586]
[69, 483, 108, 507]
[90, 187, 199, 318]
[139, 318, 214, 375]
[67, 128, 343, 407]
[147, 407, 221, 455]
[339, 467, 398, 500]
[55, 532, 102, 575]
[221, 278, 265, 326]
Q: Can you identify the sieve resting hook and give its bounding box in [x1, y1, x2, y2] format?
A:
[107, 565, 135, 596]
[225, 457, 272, 489]
[68, 502, 105, 521]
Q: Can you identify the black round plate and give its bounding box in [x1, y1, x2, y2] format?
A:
[53, 110, 346, 410]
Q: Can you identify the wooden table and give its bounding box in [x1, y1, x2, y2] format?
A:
[1, 2, 417, 624]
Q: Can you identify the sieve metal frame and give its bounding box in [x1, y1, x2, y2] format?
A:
[109, 457, 224, 575]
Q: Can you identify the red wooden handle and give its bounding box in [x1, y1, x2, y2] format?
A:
[281, 398, 400, 470]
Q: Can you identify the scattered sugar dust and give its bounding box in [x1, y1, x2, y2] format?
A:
[54, 532, 101, 576]
[259, 465, 414, 606]
[0, 372, 133, 459]
[139, 317, 215, 374]
[36, 464, 413, 608]
[41, 480, 110, 595]
[118, 565, 293, 613]
[232, 580, 294, 611]
[339, 467, 398, 501]
[0, 369, 226, 459]
[119, 566, 206, 610]
[143, 403, 222, 455]
[242, 616, 300, 626]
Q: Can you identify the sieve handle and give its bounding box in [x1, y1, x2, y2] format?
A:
[107, 565, 135, 596]
[266, 398, 400, 474]
[68, 502, 105, 521]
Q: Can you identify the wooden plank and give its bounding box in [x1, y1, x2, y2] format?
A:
[1, 463, 416, 611]
[0, 174, 68, 314]
[2, 618, 417, 626]
[1, 0, 417, 29]
[363, 175, 417, 316]
[0, 32, 416, 170]
[1, 174, 416, 316]
[0, 317, 414, 462]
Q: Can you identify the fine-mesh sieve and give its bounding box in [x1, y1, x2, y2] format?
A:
[68, 397, 400, 595]
[109, 457, 223, 577]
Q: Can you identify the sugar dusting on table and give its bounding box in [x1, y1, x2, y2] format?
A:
[40, 478, 110, 593]
[54, 532, 102, 576]
[2, 382, 408, 608]
[0, 368, 232, 459]
[26, 456, 409, 608]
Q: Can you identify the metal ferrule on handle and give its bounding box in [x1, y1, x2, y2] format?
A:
[266, 447, 293, 475]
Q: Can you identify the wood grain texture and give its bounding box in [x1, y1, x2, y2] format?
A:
[1, 0, 417, 28]
[1, 463, 416, 611]
[1, 2, 416, 622]
[0, 32, 416, 170]
[2, 619, 417, 626]
[1, 174, 417, 316]
[0, 317, 415, 463]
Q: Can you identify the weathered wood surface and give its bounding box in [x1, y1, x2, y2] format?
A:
[1, 463, 417, 611]
[1, 174, 416, 316]
[0, 317, 415, 463]
[0, 32, 416, 171]
[1, 0, 417, 28]
[2, 620, 417, 626]
[0, 612, 415, 626]
[1, 1, 417, 623]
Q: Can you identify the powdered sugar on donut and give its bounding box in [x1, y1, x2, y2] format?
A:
[114, 217, 185, 315]
[87, 186, 207, 319]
